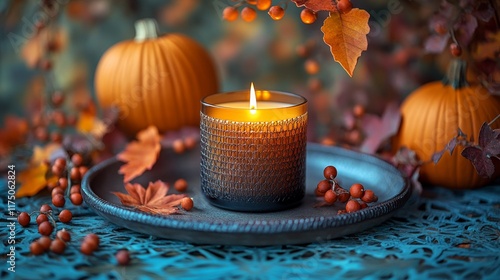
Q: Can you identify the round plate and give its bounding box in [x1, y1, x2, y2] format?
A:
[81, 143, 410, 245]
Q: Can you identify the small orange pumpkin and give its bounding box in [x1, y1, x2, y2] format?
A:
[95, 19, 219, 137]
[394, 59, 500, 189]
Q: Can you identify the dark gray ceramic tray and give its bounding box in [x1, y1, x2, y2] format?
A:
[81, 143, 410, 245]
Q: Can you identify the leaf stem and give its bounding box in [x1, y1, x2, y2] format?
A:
[487, 114, 500, 126]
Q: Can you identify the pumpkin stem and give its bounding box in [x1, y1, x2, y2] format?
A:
[442, 59, 468, 89]
[134, 19, 159, 41]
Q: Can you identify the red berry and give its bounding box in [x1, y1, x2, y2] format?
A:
[304, 59, 320, 75]
[338, 192, 350, 203]
[50, 238, 66, 254]
[37, 236, 52, 251]
[352, 105, 365, 118]
[256, 0, 271, 11]
[345, 200, 361, 213]
[38, 221, 54, 236]
[18, 212, 31, 227]
[51, 91, 65, 107]
[70, 193, 83, 205]
[434, 22, 448, 35]
[361, 189, 376, 203]
[323, 166, 338, 180]
[84, 233, 100, 248]
[81, 241, 95, 255]
[70, 167, 81, 181]
[51, 164, 64, 176]
[71, 153, 83, 167]
[30, 241, 45, 255]
[79, 166, 88, 178]
[337, 0, 353, 14]
[54, 157, 67, 168]
[181, 197, 194, 211]
[268, 6, 285, 20]
[56, 229, 71, 242]
[116, 250, 131, 266]
[70, 185, 81, 194]
[58, 177, 68, 190]
[52, 187, 64, 197]
[59, 209, 73, 223]
[317, 180, 332, 194]
[241, 7, 257, 22]
[349, 183, 365, 199]
[324, 190, 337, 204]
[52, 193, 66, 207]
[36, 214, 49, 225]
[450, 43, 462, 57]
[222, 6, 238, 22]
[174, 179, 188, 192]
[300, 9, 317, 24]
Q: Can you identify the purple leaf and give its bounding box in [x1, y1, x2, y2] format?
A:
[445, 137, 458, 155]
[457, 127, 467, 138]
[432, 149, 445, 164]
[424, 34, 450, 53]
[474, 2, 494, 22]
[360, 102, 401, 154]
[454, 14, 478, 47]
[461, 146, 495, 178]
[478, 122, 500, 155]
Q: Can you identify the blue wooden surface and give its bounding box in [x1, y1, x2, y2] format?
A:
[1, 179, 500, 280]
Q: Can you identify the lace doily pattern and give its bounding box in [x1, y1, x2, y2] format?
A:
[1, 180, 499, 280]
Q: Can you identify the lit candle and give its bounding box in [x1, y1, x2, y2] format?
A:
[200, 83, 308, 212]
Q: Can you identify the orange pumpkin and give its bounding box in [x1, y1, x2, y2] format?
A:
[95, 19, 219, 137]
[393, 59, 500, 189]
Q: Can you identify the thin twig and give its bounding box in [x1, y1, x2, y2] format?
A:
[488, 114, 500, 126]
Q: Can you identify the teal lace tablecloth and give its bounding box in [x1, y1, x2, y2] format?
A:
[1, 180, 499, 280]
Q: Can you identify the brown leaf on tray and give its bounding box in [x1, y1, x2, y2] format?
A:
[117, 126, 161, 182]
[321, 9, 370, 77]
[112, 180, 187, 215]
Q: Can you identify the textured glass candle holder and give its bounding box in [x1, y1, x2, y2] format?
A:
[200, 90, 307, 212]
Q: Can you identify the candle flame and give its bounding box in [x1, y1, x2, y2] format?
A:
[249, 82, 257, 111]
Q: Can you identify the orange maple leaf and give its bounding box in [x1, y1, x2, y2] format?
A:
[16, 144, 64, 197]
[16, 163, 49, 197]
[0, 116, 28, 157]
[321, 9, 370, 77]
[117, 126, 161, 182]
[112, 180, 187, 215]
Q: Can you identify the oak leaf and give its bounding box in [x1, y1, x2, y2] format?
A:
[117, 126, 161, 182]
[321, 9, 370, 77]
[291, 0, 337, 12]
[0, 116, 28, 157]
[112, 180, 187, 215]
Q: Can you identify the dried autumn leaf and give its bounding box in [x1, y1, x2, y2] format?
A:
[360, 102, 401, 154]
[291, 0, 337, 12]
[32, 143, 65, 165]
[112, 180, 187, 215]
[0, 116, 28, 156]
[321, 9, 370, 77]
[117, 126, 161, 182]
[21, 27, 67, 68]
[16, 163, 48, 197]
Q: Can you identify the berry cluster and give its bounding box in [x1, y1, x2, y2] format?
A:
[222, 0, 353, 23]
[17, 204, 106, 256]
[315, 165, 378, 213]
[49, 154, 87, 208]
[320, 104, 366, 148]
